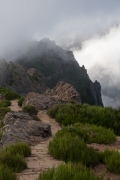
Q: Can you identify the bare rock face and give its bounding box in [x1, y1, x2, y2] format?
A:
[22, 92, 59, 110]
[1, 112, 51, 147]
[45, 81, 81, 103]
[23, 82, 81, 110]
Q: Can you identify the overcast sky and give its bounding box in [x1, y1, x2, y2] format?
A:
[0, 0, 120, 51]
[0, 0, 120, 107]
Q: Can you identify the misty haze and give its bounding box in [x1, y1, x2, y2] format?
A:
[0, 0, 120, 108]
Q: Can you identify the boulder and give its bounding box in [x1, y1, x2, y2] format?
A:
[22, 92, 59, 110]
[1, 112, 51, 147]
[45, 81, 81, 103]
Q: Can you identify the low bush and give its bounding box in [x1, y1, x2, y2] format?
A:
[0, 165, 17, 180]
[103, 149, 120, 174]
[56, 123, 116, 144]
[49, 134, 100, 167]
[23, 105, 38, 116]
[0, 107, 11, 121]
[5, 142, 31, 157]
[0, 152, 27, 172]
[0, 100, 11, 107]
[38, 163, 103, 180]
[18, 96, 25, 107]
[5, 91, 20, 100]
[0, 143, 31, 172]
[48, 103, 120, 135]
[0, 86, 21, 100]
[23, 105, 40, 121]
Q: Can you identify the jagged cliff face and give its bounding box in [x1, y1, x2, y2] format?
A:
[16, 38, 103, 106]
[0, 59, 46, 94]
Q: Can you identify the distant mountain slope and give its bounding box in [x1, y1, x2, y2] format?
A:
[16, 38, 103, 106]
[0, 59, 46, 94]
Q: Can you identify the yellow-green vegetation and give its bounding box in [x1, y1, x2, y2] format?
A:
[5, 142, 31, 157]
[47, 103, 120, 177]
[0, 107, 11, 140]
[48, 103, 120, 135]
[0, 142, 31, 173]
[0, 107, 11, 121]
[56, 123, 116, 144]
[18, 96, 25, 107]
[0, 152, 27, 172]
[103, 150, 120, 174]
[49, 134, 100, 167]
[0, 100, 11, 107]
[0, 165, 17, 180]
[38, 163, 103, 180]
[0, 86, 21, 100]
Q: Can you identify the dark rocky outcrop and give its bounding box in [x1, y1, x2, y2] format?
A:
[45, 81, 81, 103]
[0, 60, 47, 94]
[16, 38, 103, 106]
[1, 112, 51, 147]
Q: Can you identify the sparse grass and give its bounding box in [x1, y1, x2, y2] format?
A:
[0, 100, 11, 107]
[49, 134, 100, 167]
[5, 142, 31, 157]
[0, 107, 11, 121]
[38, 163, 103, 180]
[18, 96, 25, 107]
[0, 142, 31, 172]
[56, 123, 116, 144]
[23, 105, 40, 121]
[23, 105, 38, 116]
[0, 152, 27, 172]
[48, 103, 120, 135]
[0, 165, 17, 180]
[103, 149, 120, 174]
[0, 86, 21, 100]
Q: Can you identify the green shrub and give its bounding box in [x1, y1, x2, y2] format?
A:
[103, 149, 120, 174]
[5, 91, 20, 100]
[18, 96, 25, 107]
[0, 152, 27, 172]
[38, 163, 103, 180]
[23, 105, 38, 116]
[0, 86, 21, 100]
[23, 105, 40, 120]
[48, 103, 120, 135]
[0, 107, 11, 121]
[0, 165, 17, 180]
[49, 134, 100, 167]
[56, 123, 116, 144]
[0, 100, 11, 107]
[0, 143, 31, 172]
[5, 142, 31, 157]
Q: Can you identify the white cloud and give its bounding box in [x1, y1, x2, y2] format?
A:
[74, 26, 120, 106]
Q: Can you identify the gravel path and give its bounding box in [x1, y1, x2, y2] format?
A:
[17, 111, 63, 180]
[9, 99, 22, 112]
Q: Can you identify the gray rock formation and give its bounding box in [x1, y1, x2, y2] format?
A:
[0, 60, 47, 94]
[22, 92, 59, 110]
[23, 81, 81, 109]
[1, 112, 51, 147]
[45, 81, 81, 103]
